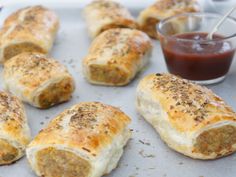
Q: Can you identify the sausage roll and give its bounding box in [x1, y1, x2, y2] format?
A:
[3, 52, 75, 109]
[136, 73, 236, 159]
[137, 0, 200, 39]
[26, 102, 131, 177]
[0, 91, 31, 165]
[0, 5, 59, 63]
[83, 28, 152, 86]
[83, 0, 138, 38]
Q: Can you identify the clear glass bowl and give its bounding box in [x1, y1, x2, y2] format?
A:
[157, 12, 236, 85]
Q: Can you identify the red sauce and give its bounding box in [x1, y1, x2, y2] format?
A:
[161, 32, 235, 80]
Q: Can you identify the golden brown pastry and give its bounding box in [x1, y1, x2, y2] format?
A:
[0, 91, 31, 165]
[26, 102, 131, 177]
[3, 52, 75, 109]
[83, 0, 138, 38]
[136, 73, 236, 159]
[0, 5, 59, 63]
[83, 28, 152, 86]
[138, 0, 200, 39]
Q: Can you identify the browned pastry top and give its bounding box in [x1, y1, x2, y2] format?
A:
[4, 52, 70, 90]
[29, 102, 131, 156]
[139, 73, 236, 132]
[0, 91, 29, 145]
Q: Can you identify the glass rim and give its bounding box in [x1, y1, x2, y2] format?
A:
[157, 12, 236, 43]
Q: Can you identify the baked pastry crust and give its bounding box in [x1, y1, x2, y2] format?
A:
[136, 73, 236, 159]
[26, 102, 131, 177]
[0, 91, 31, 165]
[3, 52, 75, 109]
[84, 0, 138, 38]
[138, 0, 200, 39]
[0, 5, 59, 63]
[83, 28, 152, 86]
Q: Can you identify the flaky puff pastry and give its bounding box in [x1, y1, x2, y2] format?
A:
[138, 0, 200, 39]
[83, 28, 152, 86]
[3, 52, 75, 109]
[84, 0, 138, 38]
[0, 91, 31, 165]
[0, 5, 59, 63]
[26, 102, 131, 177]
[136, 73, 236, 159]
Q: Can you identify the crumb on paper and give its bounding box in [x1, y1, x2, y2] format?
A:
[53, 39, 60, 46]
[139, 149, 156, 158]
[179, 162, 183, 165]
[139, 139, 151, 146]
[129, 173, 138, 177]
[148, 167, 156, 170]
[68, 58, 74, 64]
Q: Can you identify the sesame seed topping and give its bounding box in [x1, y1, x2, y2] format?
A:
[152, 74, 211, 123]
[68, 103, 99, 130]
[0, 91, 24, 124]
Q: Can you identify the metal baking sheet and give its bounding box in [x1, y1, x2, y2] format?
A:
[1, 2, 236, 177]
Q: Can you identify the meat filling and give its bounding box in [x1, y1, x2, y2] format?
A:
[4, 42, 45, 62]
[36, 148, 91, 177]
[141, 18, 159, 39]
[37, 78, 74, 109]
[89, 64, 128, 85]
[0, 139, 18, 165]
[194, 125, 236, 156]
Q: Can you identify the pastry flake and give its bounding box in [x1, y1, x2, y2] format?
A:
[136, 73, 236, 159]
[26, 102, 131, 177]
[138, 0, 200, 39]
[83, 28, 152, 86]
[3, 52, 75, 109]
[0, 91, 31, 165]
[84, 0, 138, 38]
[0, 5, 59, 63]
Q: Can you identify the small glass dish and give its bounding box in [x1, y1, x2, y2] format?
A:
[157, 12, 236, 85]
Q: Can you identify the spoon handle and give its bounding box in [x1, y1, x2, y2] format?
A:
[207, 5, 236, 40]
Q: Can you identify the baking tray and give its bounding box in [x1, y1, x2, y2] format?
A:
[1, 2, 236, 177]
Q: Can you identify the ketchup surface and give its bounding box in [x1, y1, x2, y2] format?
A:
[161, 32, 235, 80]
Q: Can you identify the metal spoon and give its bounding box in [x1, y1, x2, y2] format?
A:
[206, 5, 236, 40]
